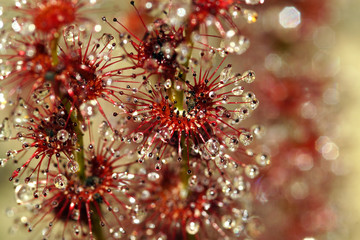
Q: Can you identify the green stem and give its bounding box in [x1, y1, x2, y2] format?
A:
[72, 110, 86, 182]
[91, 204, 105, 240]
[187, 234, 197, 240]
[170, 86, 184, 110]
[169, 41, 194, 187]
[180, 140, 190, 191]
[175, 36, 198, 240]
[50, 34, 60, 66]
[60, 98, 86, 182]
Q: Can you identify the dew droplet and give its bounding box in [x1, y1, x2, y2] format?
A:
[54, 174, 68, 190]
[219, 65, 232, 84]
[6, 149, 18, 159]
[111, 228, 123, 239]
[251, 125, 265, 138]
[16, 132, 26, 142]
[229, 5, 241, 18]
[242, 70, 255, 83]
[24, 177, 30, 184]
[206, 187, 218, 200]
[71, 209, 80, 220]
[208, 91, 217, 99]
[188, 175, 198, 187]
[186, 218, 200, 235]
[154, 162, 162, 171]
[245, 0, 263, 4]
[245, 165, 259, 179]
[255, 153, 270, 167]
[67, 160, 79, 173]
[242, 9, 258, 23]
[15, 182, 36, 204]
[147, 172, 160, 181]
[80, 100, 98, 118]
[248, 98, 259, 110]
[64, 25, 79, 44]
[57, 129, 69, 142]
[169, 81, 181, 93]
[239, 132, 253, 146]
[176, 43, 190, 64]
[130, 205, 146, 224]
[138, 157, 145, 163]
[101, 33, 116, 50]
[98, 121, 113, 140]
[205, 138, 220, 157]
[6, 208, 15, 217]
[73, 224, 81, 236]
[0, 158, 7, 167]
[164, 79, 172, 89]
[133, 132, 144, 143]
[215, 106, 226, 117]
[161, 42, 174, 60]
[221, 35, 250, 55]
[235, 107, 250, 121]
[0, 118, 11, 141]
[222, 215, 236, 229]
[33, 190, 39, 198]
[224, 135, 239, 151]
[232, 86, 244, 96]
[0, 90, 8, 109]
[42, 187, 49, 197]
[159, 128, 171, 142]
[143, 58, 159, 72]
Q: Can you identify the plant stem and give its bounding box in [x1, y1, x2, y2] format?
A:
[50, 34, 60, 66]
[71, 109, 86, 182]
[49, 32, 103, 239]
[91, 204, 106, 240]
[170, 41, 194, 187]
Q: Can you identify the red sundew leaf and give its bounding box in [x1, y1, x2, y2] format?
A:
[104, 16, 187, 82]
[115, 59, 265, 176]
[127, 159, 258, 239]
[12, 0, 90, 34]
[7, 100, 78, 193]
[0, 35, 53, 100]
[14, 135, 144, 239]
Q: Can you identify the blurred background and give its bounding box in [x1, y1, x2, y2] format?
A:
[0, 0, 360, 239]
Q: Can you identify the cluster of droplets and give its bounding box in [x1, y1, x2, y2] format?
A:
[116, 59, 268, 180]
[9, 134, 142, 239]
[3, 100, 79, 191]
[54, 26, 124, 114]
[134, 0, 263, 56]
[126, 158, 265, 239]
[105, 16, 189, 81]
[108, 51, 270, 239]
